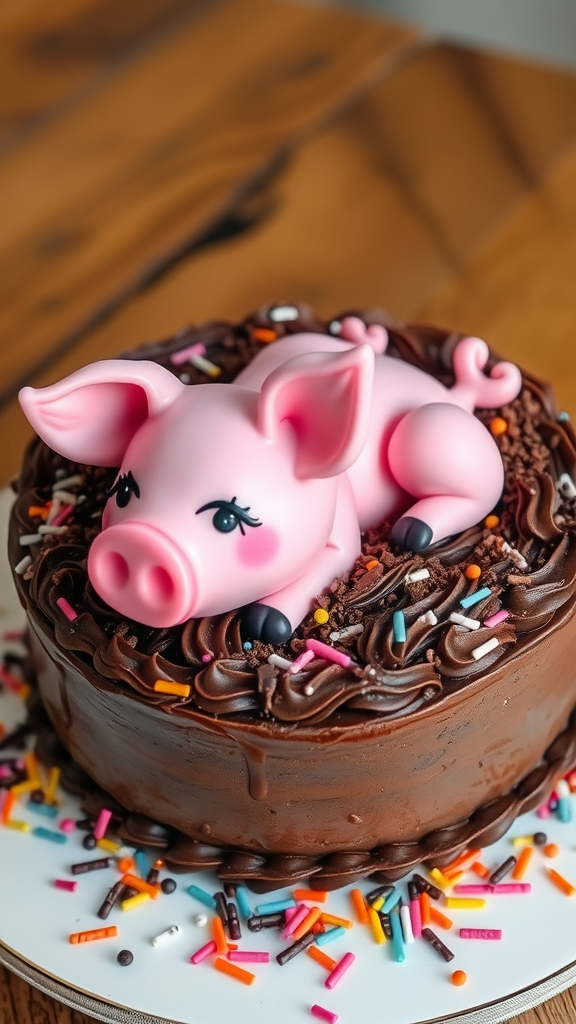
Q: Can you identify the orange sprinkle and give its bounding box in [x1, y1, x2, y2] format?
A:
[28, 505, 50, 520]
[214, 957, 255, 985]
[293, 888, 328, 903]
[350, 888, 369, 924]
[2, 791, 16, 823]
[544, 843, 560, 858]
[484, 514, 500, 529]
[153, 859, 165, 869]
[252, 327, 277, 343]
[70, 926, 117, 944]
[512, 846, 534, 880]
[430, 905, 453, 930]
[153, 679, 191, 699]
[451, 970, 467, 986]
[419, 892, 431, 926]
[490, 417, 508, 436]
[311, 921, 324, 935]
[465, 564, 482, 580]
[319, 912, 353, 930]
[117, 856, 136, 874]
[293, 907, 322, 941]
[547, 867, 575, 897]
[365, 559, 379, 571]
[470, 861, 491, 879]
[121, 873, 161, 899]
[442, 848, 482, 876]
[211, 916, 228, 954]
[307, 946, 336, 971]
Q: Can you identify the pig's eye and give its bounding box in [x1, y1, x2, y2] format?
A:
[107, 471, 140, 509]
[196, 497, 261, 537]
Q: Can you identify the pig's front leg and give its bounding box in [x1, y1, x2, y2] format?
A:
[241, 478, 361, 644]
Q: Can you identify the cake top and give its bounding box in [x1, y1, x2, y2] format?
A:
[10, 306, 576, 729]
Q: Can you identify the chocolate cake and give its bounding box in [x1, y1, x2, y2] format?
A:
[9, 305, 576, 891]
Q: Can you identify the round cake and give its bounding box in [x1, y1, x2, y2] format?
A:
[9, 305, 576, 891]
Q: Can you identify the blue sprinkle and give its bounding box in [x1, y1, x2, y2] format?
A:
[558, 411, 570, 422]
[392, 610, 406, 644]
[390, 908, 406, 962]
[134, 848, 149, 879]
[382, 887, 402, 914]
[235, 884, 252, 920]
[32, 826, 67, 844]
[461, 587, 492, 609]
[187, 884, 217, 909]
[255, 898, 296, 915]
[243, 641, 253, 651]
[316, 926, 347, 946]
[558, 797, 572, 824]
[28, 800, 58, 819]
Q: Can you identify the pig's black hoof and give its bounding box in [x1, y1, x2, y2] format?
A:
[241, 604, 292, 645]
[390, 516, 433, 552]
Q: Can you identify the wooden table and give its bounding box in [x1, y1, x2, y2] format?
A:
[1, 1, 575, 1020]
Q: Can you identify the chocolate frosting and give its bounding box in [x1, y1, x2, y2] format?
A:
[10, 307, 576, 889]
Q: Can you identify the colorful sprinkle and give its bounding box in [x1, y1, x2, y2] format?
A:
[187, 884, 218, 909]
[314, 608, 330, 625]
[547, 868, 575, 896]
[460, 928, 502, 940]
[471, 636, 500, 661]
[289, 650, 315, 674]
[490, 417, 508, 435]
[445, 898, 486, 910]
[465, 564, 482, 579]
[153, 679, 191, 698]
[365, 559, 380, 571]
[451, 970, 468, 986]
[32, 826, 67, 844]
[54, 879, 78, 892]
[392, 610, 406, 644]
[70, 926, 117, 944]
[269, 305, 299, 322]
[214, 957, 255, 985]
[389, 910, 405, 962]
[56, 597, 78, 622]
[329, 624, 364, 641]
[305, 639, 351, 669]
[252, 327, 277, 343]
[151, 925, 181, 947]
[325, 951, 355, 989]
[170, 342, 206, 365]
[93, 808, 112, 841]
[311, 1005, 338, 1024]
[308, 946, 337, 970]
[484, 514, 500, 529]
[121, 892, 150, 911]
[350, 889, 369, 924]
[544, 843, 560, 858]
[316, 926, 348, 947]
[190, 939, 217, 964]
[449, 612, 481, 630]
[405, 567, 430, 583]
[460, 587, 492, 609]
[483, 609, 509, 628]
[268, 654, 293, 671]
[228, 951, 270, 963]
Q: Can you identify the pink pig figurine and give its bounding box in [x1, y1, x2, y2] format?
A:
[19, 318, 521, 643]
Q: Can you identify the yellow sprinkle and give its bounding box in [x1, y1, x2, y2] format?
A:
[365, 559, 379, 571]
[9, 780, 37, 795]
[511, 836, 534, 847]
[45, 766, 60, 804]
[445, 898, 486, 910]
[484, 514, 500, 529]
[24, 752, 41, 785]
[4, 820, 31, 832]
[121, 892, 151, 911]
[97, 837, 122, 853]
[314, 608, 329, 625]
[153, 680, 191, 699]
[428, 868, 452, 890]
[367, 906, 386, 944]
[371, 895, 385, 912]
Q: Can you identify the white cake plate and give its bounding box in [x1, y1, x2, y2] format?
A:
[2, 488, 576, 1024]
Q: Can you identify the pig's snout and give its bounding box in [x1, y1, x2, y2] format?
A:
[88, 523, 195, 627]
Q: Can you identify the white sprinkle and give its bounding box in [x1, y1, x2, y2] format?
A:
[329, 624, 364, 641]
[418, 610, 438, 626]
[558, 473, 576, 500]
[508, 548, 528, 570]
[268, 654, 292, 671]
[19, 533, 42, 546]
[52, 475, 84, 491]
[329, 320, 341, 335]
[51, 490, 78, 505]
[303, 684, 314, 696]
[55, 468, 67, 479]
[557, 779, 570, 799]
[450, 612, 481, 631]
[14, 555, 32, 575]
[151, 925, 180, 947]
[194, 913, 208, 926]
[405, 568, 430, 584]
[471, 636, 500, 661]
[269, 305, 299, 322]
[190, 354, 221, 377]
[38, 524, 69, 535]
[179, 372, 191, 384]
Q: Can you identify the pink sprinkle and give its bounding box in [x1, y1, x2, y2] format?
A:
[190, 939, 217, 964]
[409, 895, 422, 938]
[325, 951, 355, 990]
[289, 650, 315, 674]
[282, 904, 309, 939]
[228, 951, 270, 963]
[537, 803, 551, 819]
[51, 503, 74, 527]
[284, 906, 298, 924]
[460, 928, 502, 940]
[311, 1006, 339, 1024]
[2, 630, 24, 642]
[201, 652, 214, 663]
[56, 597, 77, 622]
[455, 883, 530, 895]
[483, 609, 509, 628]
[55, 879, 78, 892]
[306, 639, 351, 669]
[170, 342, 206, 366]
[93, 808, 112, 841]
[59, 819, 75, 833]
[0, 766, 13, 780]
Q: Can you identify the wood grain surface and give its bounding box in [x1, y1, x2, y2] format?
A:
[1, 1, 576, 1021]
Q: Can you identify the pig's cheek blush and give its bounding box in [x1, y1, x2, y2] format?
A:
[236, 526, 280, 568]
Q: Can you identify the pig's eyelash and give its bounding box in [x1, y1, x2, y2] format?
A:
[195, 498, 261, 536]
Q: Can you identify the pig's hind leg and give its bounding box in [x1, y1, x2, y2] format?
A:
[387, 403, 504, 551]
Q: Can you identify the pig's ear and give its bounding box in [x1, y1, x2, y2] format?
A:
[258, 345, 374, 478]
[19, 360, 184, 466]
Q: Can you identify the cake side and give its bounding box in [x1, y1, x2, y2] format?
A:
[9, 307, 576, 889]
